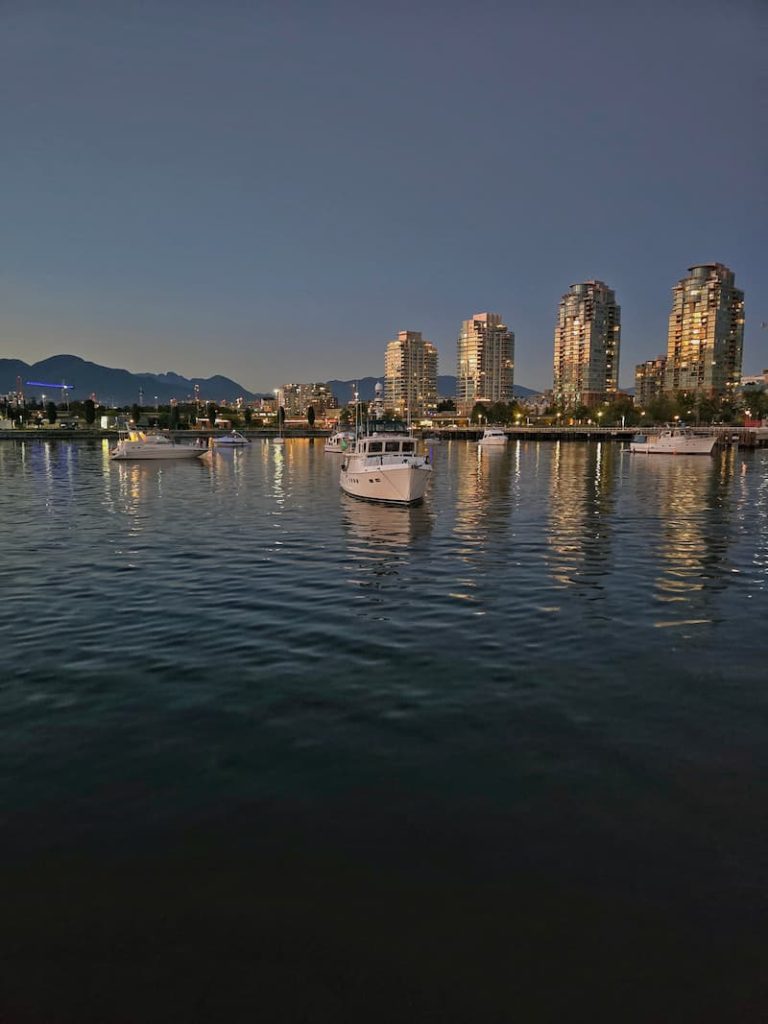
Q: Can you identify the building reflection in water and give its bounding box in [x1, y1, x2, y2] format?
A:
[547, 441, 618, 591]
[632, 448, 737, 622]
[751, 453, 768, 593]
[452, 440, 521, 550]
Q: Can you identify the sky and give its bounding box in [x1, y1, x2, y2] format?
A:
[0, 0, 765, 392]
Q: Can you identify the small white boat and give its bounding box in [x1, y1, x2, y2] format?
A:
[324, 430, 356, 454]
[213, 430, 249, 447]
[629, 428, 717, 455]
[110, 431, 207, 461]
[478, 427, 507, 447]
[340, 434, 432, 505]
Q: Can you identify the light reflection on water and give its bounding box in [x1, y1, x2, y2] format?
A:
[1, 437, 766, 754]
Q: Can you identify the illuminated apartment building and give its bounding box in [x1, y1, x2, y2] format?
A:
[553, 281, 620, 409]
[634, 356, 667, 408]
[663, 264, 744, 398]
[384, 331, 438, 420]
[456, 313, 514, 415]
[279, 382, 337, 417]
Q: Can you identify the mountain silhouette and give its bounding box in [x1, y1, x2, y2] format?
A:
[0, 355, 260, 406]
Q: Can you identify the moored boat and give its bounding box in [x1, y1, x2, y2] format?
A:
[629, 427, 717, 455]
[340, 433, 432, 505]
[110, 431, 208, 461]
[324, 430, 356, 454]
[212, 430, 250, 447]
[478, 427, 507, 447]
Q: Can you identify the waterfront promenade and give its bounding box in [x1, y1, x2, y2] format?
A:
[1, 424, 765, 446]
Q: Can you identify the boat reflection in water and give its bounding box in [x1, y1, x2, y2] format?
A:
[342, 494, 433, 551]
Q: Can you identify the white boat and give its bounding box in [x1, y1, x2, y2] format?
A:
[110, 431, 207, 461]
[340, 434, 432, 505]
[629, 427, 717, 455]
[213, 430, 249, 447]
[324, 430, 355, 454]
[478, 427, 507, 447]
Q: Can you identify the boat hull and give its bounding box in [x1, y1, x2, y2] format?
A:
[110, 445, 206, 460]
[478, 431, 507, 446]
[340, 462, 431, 505]
[629, 436, 717, 455]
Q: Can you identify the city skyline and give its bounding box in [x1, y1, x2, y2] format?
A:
[0, 2, 764, 391]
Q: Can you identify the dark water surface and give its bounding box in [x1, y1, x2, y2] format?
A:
[1, 438, 766, 1022]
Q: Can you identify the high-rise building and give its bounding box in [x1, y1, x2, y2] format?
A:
[456, 313, 514, 415]
[384, 331, 438, 420]
[553, 281, 621, 409]
[663, 264, 744, 398]
[635, 356, 667, 408]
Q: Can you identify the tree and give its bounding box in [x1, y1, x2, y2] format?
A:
[244, 407, 253, 426]
[470, 402, 488, 424]
[206, 401, 217, 425]
[84, 399, 96, 425]
[170, 404, 180, 428]
[339, 407, 352, 426]
[131, 403, 141, 424]
[278, 406, 286, 427]
[45, 401, 57, 424]
[307, 405, 316, 428]
[646, 395, 676, 424]
[437, 398, 456, 412]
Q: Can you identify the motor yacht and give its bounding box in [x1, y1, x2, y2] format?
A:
[629, 428, 717, 455]
[110, 432, 208, 461]
[212, 430, 250, 447]
[340, 434, 432, 505]
[478, 427, 507, 447]
[324, 430, 356, 454]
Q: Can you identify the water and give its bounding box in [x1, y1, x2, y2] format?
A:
[1, 438, 766, 1022]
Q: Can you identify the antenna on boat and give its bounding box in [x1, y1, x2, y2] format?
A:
[352, 382, 360, 438]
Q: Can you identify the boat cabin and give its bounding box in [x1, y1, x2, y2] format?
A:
[359, 437, 416, 457]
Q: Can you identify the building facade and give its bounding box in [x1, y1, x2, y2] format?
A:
[553, 281, 621, 409]
[634, 356, 667, 408]
[456, 312, 514, 415]
[663, 263, 744, 398]
[279, 382, 337, 417]
[384, 331, 438, 420]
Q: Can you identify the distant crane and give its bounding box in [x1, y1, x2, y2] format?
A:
[26, 380, 74, 412]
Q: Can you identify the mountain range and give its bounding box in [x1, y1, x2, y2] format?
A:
[0, 355, 261, 406]
[0, 355, 540, 407]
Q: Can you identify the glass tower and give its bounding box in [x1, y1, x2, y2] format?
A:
[553, 281, 621, 409]
[663, 264, 744, 398]
[456, 313, 514, 415]
[384, 331, 438, 420]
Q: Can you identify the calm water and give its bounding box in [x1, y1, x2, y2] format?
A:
[1, 438, 766, 1022]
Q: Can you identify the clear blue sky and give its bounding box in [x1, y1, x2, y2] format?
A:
[1, 0, 765, 391]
